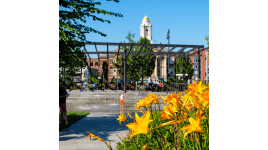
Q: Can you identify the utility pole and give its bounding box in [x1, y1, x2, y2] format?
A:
[166, 29, 170, 82]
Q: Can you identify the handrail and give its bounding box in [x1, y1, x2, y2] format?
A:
[167, 82, 188, 94]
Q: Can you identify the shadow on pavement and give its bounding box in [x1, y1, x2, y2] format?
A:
[59, 111, 139, 143]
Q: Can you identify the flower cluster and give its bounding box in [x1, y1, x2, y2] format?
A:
[86, 80, 209, 150]
[108, 84, 116, 89]
[126, 83, 135, 90]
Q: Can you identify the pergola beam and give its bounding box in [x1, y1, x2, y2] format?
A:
[159, 45, 178, 59]
[85, 52, 194, 55]
[94, 43, 100, 67]
[116, 44, 121, 63]
[141, 46, 155, 59]
[168, 46, 188, 58]
[83, 46, 91, 60]
[126, 44, 134, 59]
[132, 44, 145, 60]
[186, 47, 209, 57]
[150, 45, 167, 59]
[85, 42, 202, 48]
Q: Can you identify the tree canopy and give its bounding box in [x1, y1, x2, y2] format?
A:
[59, 0, 123, 76]
[113, 32, 156, 82]
[175, 54, 194, 81]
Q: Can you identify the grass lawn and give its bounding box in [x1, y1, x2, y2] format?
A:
[59, 112, 89, 132]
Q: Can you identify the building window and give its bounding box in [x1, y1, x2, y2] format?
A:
[95, 62, 98, 66]
[146, 28, 148, 36]
[169, 68, 174, 75]
[169, 58, 174, 64]
[90, 62, 93, 66]
[110, 60, 113, 65]
[110, 67, 114, 75]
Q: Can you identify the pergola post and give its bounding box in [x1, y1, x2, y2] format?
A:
[142, 59, 143, 85]
[150, 59, 152, 75]
[175, 58, 176, 82]
[124, 47, 127, 93]
[121, 54, 123, 90]
[198, 47, 201, 80]
[183, 54, 185, 83]
[166, 56, 168, 83]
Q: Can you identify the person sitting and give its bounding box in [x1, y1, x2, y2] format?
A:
[153, 80, 160, 92]
[155, 80, 159, 86]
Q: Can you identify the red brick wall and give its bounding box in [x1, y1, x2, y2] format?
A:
[88, 58, 121, 82]
[189, 48, 209, 82]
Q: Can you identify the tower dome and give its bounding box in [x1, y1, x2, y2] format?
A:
[140, 14, 153, 44]
[143, 14, 149, 21]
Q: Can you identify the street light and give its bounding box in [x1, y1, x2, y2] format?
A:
[80, 61, 83, 89]
[62, 61, 66, 82]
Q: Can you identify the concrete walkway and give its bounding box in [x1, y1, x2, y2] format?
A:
[59, 111, 136, 150]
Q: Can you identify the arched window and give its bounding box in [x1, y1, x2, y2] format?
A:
[145, 28, 148, 36]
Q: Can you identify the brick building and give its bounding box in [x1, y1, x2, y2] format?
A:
[189, 48, 209, 83]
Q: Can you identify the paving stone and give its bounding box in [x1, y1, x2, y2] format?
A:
[60, 111, 130, 150]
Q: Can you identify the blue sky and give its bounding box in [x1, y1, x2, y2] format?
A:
[81, 0, 209, 58]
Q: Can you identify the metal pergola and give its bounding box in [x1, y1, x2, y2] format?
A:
[83, 42, 207, 93]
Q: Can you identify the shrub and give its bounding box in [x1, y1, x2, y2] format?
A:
[108, 83, 116, 90]
[88, 84, 94, 90]
[111, 77, 116, 84]
[92, 77, 98, 83]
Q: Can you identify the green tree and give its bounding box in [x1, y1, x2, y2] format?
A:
[204, 35, 209, 47]
[59, 0, 123, 75]
[113, 32, 155, 82]
[205, 35, 209, 59]
[175, 55, 194, 81]
[102, 60, 108, 83]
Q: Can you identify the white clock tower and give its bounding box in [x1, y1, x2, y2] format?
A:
[140, 14, 153, 44]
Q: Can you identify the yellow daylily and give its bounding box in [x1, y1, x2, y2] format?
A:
[128, 113, 135, 119]
[163, 103, 178, 114]
[181, 110, 206, 138]
[148, 93, 160, 103]
[160, 111, 173, 120]
[141, 143, 149, 150]
[183, 113, 188, 121]
[143, 97, 152, 107]
[136, 99, 145, 109]
[117, 111, 127, 125]
[162, 92, 182, 106]
[126, 110, 153, 137]
[154, 120, 181, 129]
[133, 105, 144, 114]
[183, 81, 208, 108]
[86, 131, 107, 144]
[186, 104, 194, 111]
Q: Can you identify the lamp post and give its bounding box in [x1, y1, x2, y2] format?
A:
[80, 61, 83, 89]
[102, 68, 105, 90]
[62, 61, 66, 82]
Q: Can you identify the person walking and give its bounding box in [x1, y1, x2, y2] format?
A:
[120, 92, 124, 113]
[59, 82, 69, 126]
[148, 75, 153, 91]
